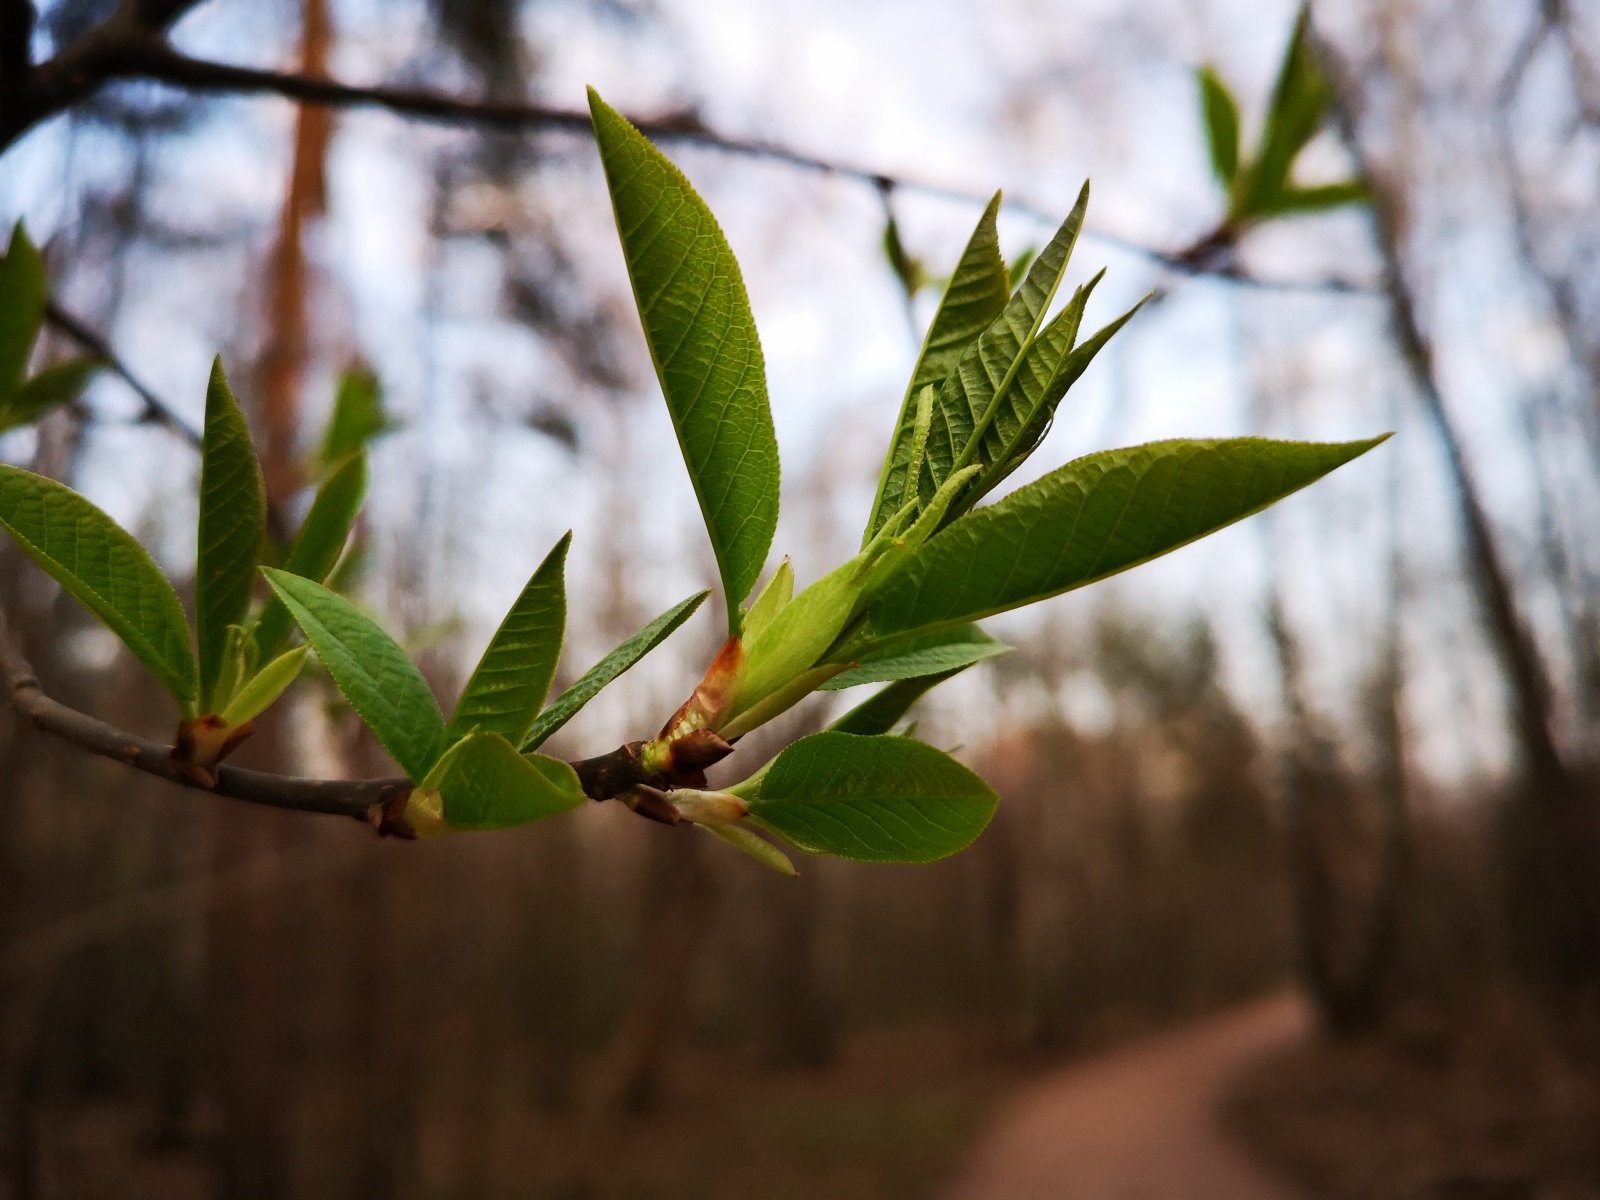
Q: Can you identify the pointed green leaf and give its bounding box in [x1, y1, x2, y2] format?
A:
[866, 193, 1009, 542]
[742, 556, 793, 645]
[854, 436, 1389, 648]
[0, 465, 197, 712]
[253, 450, 368, 662]
[1006, 247, 1037, 291]
[703, 822, 798, 876]
[261, 568, 445, 780]
[316, 364, 394, 476]
[1198, 67, 1241, 185]
[0, 357, 101, 434]
[1237, 8, 1333, 219]
[446, 533, 569, 744]
[918, 183, 1090, 511]
[520, 589, 709, 751]
[196, 359, 267, 711]
[0, 223, 46, 400]
[737, 732, 997, 863]
[1263, 180, 1370, 217]
[219, 644, 309, 727]
[820, 624, 1010, 690]
[589, 88, 779, 622]
[422, 732, 585, 831]
[828, 670, 965, 736]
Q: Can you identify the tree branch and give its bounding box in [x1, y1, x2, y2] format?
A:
[4, 27, 1378, 296]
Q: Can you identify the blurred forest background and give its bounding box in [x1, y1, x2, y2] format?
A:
[2, 0, 1600, 1196]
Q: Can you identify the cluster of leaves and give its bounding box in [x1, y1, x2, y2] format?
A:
[0, 82, 1383, 877]
[1196, 9, 1367, 229]
[0, 224, 101, 436]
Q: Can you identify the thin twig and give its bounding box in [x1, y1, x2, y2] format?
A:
[44, 298, 203, 447]
[8, 29, 1378, 296]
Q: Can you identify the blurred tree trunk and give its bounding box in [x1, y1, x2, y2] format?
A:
[1317, 23, 1600, 995]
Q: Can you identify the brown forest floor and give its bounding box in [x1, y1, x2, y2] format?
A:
[1227, 988, 1600, 1200]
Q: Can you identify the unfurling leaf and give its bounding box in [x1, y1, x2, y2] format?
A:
[0, 223, 46, 400]
[220, 644, 309, 727]
[590, 88, 779, 624]
[867, 192, 1009, 543]
[447, 532, 569, 745]
[742, 557, 793, 646]
[736, 731, 997, 863]
[253, 450, 368, 662]
[1198, 67, 1241, 185]
[1235, 8, 1334, 220]
[0, 358, 101, 434]
[703, 822, 797, 876]
[1264, 180, 1370, 217]
[420, 732, 585, 832]
[196, 359, 267, 711]
[821, 624, 1009, 690]
[261, 568, 445, 780]
[0, 465, 198, 713]
[850, 436, 1388, 651]
[521, 589, 710, 751]
[828, 670, 966, 736]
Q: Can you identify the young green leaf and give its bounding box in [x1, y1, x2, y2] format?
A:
[0, 465, 198, 713]
[866, 193, 1009, 543]
[827, 670, 966, 736]
[742, 556, 793, 645]
[0, 223, 46, 400]
[820, 624, 1009, 690]
[1264, 181, 1370, 217]
[589, 88, 779, 622]
[219, 644, 309, 727]
[918, 183, 1090, 510]
[316, 364, 393, 476]
[520, 589, 710, 751]
[261, 568, 445, 780]
[196, 359, 267, 711]
[736, 731, 997, 863]
[252, 450, 368, 662]
[1236, 8, 1332, 220]
[853, 436, 1389, 649]
[421, 732, 585, 831]
[703, 822, 797, 876]
[446, 533, 569, 745]
[0, 358, 100, 434]
[1198, 67, 1242, 185]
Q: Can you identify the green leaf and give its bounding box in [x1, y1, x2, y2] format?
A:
[252, 450, 368, 662]
[589, 88, 779, 622]
[196, 359, 267, 711]
[1236, 8, 1333, 220]
[821, 624, 1009, 690]
[737, 732, 997, 864]
[0, 357, 100, 433]
[918, 183, 1090, 512]
[853, 436, 1389, 649]
[0, 465, 198, 713]
[261, 568, 445, 780]
[881, 212, 925, 297]
[420, 732, 585, 831]
[1006, 247, 1037, 291]
[316, 364, 393, 476]
[828, 671, 965, 736]
[703, 823, 797, 876]
[220, 644, 309, 727]
[1198, 67, 1241, 185]
[866, 193, 1009, 543]
[520, 589, 709, 751]
[742, 556, 793, 645]
[1263, 180, 1370, 217]
[446, 533, 569, 745]
[0, 223, 46, 400]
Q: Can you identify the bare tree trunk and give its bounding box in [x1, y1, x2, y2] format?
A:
[1316, 24, 1600, 993]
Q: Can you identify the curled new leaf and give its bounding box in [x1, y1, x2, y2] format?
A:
[1198, 67, 1241, 185]
[736, 731, 997, 863]
[0, 465, 198, 713]
[821, 624, 1009, 690]
[590, 88, 779, 623]
[420, 732, 585, 833]
[0, 358, 101, 434]
[261, 568, 445, 781]
[827, 671, 964, 737]
[520, 590, 710, 751]
[0, 223, 46, 400]
[196, 360, 267, 711]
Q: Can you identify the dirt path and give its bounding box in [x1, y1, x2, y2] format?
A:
[945, 992, 1311, 1200]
